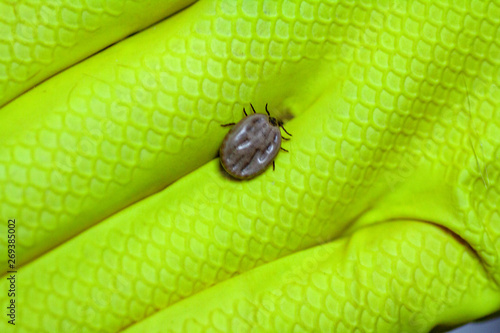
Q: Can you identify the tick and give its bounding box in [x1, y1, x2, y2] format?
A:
[220, 103, 291, 180]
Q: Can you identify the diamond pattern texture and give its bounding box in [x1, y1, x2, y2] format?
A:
[0, 0, 340, 270]
[0, 0, 196, 107]
[0, 0, 499, 332]
[124, 222, 500, 333]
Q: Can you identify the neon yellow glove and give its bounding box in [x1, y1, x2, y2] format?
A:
[0, 0, 195, 107]
[1, 0, 499, 332]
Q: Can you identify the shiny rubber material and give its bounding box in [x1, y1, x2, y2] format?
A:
[0, 0, 197, 107]
[0, 0, 499, 332]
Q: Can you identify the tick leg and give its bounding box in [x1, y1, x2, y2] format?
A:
[221, 123, 236, 127]
[265, 103, 270, 116]
[273, 160, 275, 171]
[250, 103, 257, 114]
[280, 147, 289, 152]
[243, 107, 248, 117]
[281, 125, 292, 137]
[282, 136, 290, 141]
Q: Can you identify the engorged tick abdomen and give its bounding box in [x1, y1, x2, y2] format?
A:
[220, 113, 282, 180]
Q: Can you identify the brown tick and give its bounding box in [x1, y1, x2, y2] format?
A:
[220, 104, 291, 180]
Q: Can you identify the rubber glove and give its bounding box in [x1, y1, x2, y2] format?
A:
[0, 0, 196, 107]
[1, 0, 499, 332]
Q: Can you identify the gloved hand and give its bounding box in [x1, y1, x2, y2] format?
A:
[1, 0, 499, 332]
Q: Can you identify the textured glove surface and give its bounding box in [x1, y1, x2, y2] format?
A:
[0, 0, 499, 332]
[0, 0, 196, 107]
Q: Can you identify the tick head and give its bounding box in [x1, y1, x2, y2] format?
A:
[264, 103, 292, 136]
[268, 116, 280, 127]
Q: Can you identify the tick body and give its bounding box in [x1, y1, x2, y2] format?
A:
[220, 104, 290, 180]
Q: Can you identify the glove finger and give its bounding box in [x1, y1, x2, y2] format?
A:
[0, 0, 197, 107]
[123, 221, 500, 333]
